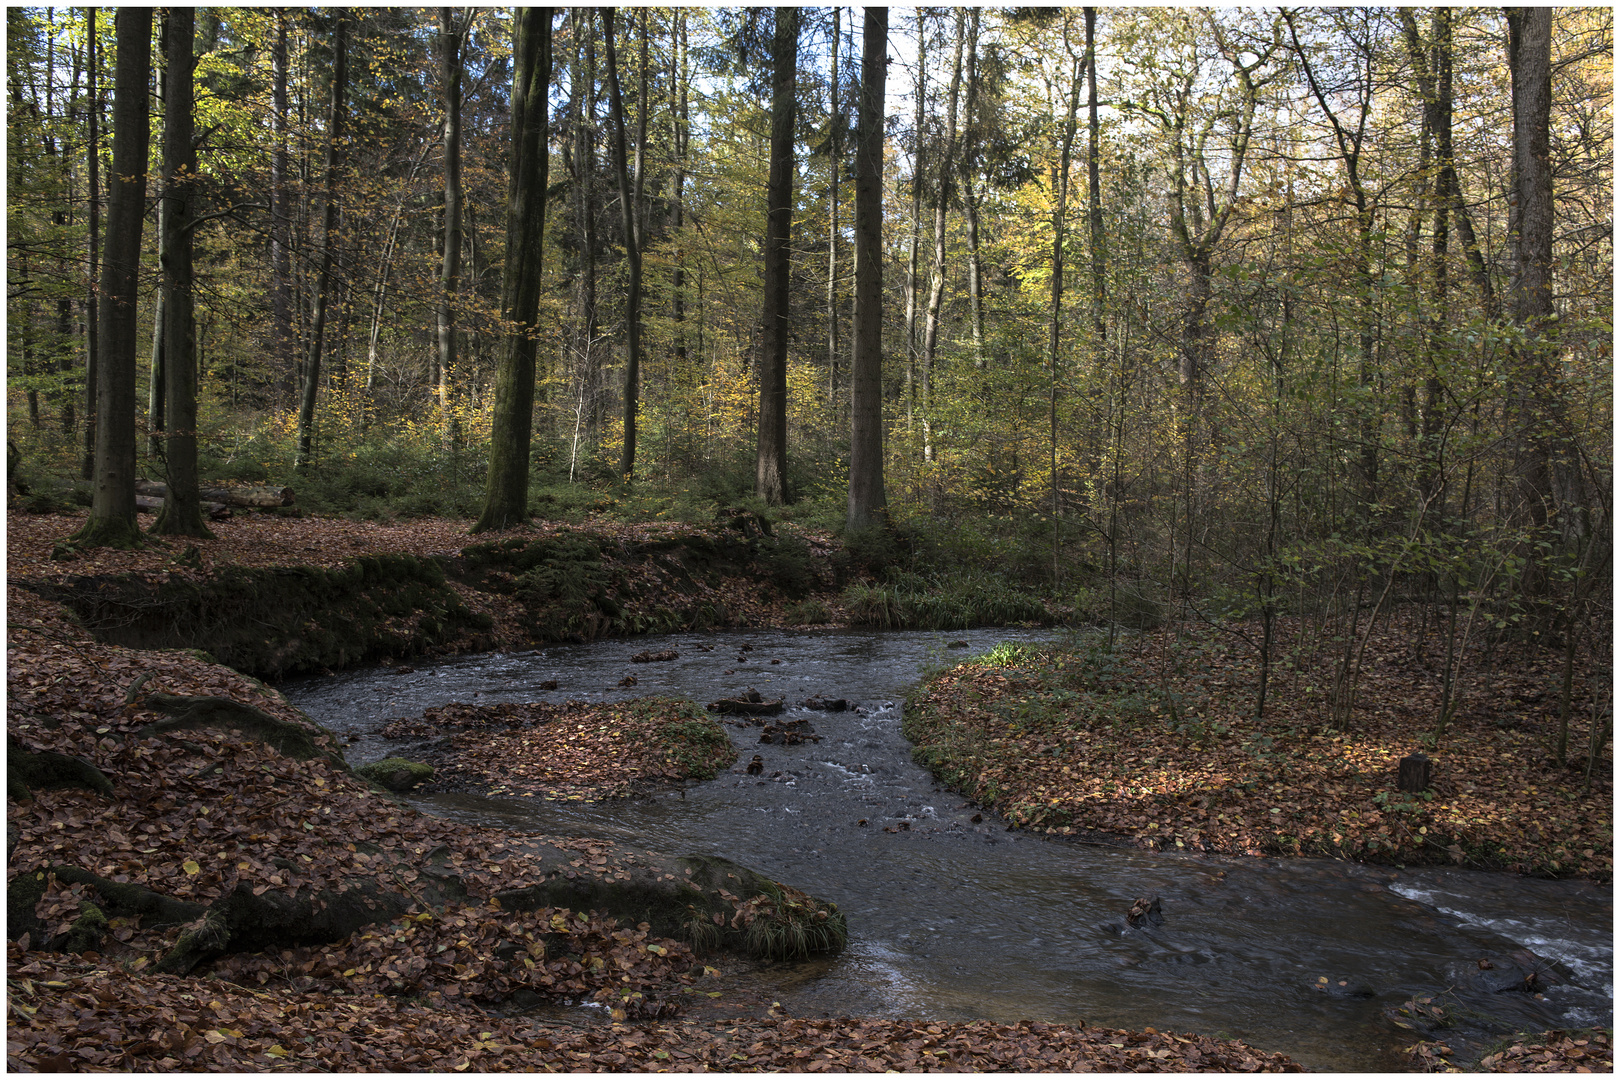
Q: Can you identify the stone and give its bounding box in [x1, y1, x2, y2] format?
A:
[356, 757, 434, 792]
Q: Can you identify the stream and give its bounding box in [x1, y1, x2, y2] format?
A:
[282, 628, 1613, 1072]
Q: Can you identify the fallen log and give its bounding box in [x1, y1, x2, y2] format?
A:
[136, 479, 294, 507]
[134, 494, 231, 520]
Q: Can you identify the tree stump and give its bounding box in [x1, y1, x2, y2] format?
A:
[1398, 752, 1432, 793]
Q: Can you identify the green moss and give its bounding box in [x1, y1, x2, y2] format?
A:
[357, 758, 434, 792]
[62, 901, 108, 953]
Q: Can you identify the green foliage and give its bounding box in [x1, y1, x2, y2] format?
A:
[844, 569, 1053, 631]
[647, 702, 735, 781]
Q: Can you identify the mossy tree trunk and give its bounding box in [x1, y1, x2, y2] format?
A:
[473, 8, 553, 533]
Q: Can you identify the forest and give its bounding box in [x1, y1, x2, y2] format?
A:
[6, 5, 1611, 619]
[5, 6, 1614, 1073]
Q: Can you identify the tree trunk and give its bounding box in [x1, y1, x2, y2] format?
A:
[846, 7, 888, 533]
[902, 10, 926, 430]
[437, 7, 464, 447]
[960, 9, 985, 367]
[472, 8, 552, 533]
[294, 12, 349, 471]
[80, 6, 99, 481]
[151, 7, 211, 538]
[71, 7, 151, 550]
[826, 6, 841, 404]
[574, 9, 601, 447]
[603, 8, 644, 482]
[1505, 8, 1585, 552]
[1048, 19, 1083, 583]
[671, 11, 689, 370]
[1084, 7, 1105, 360]
[755, 7, 798, 506]
[269, 11, 295, 399]
[147, 14, 168, 461]
[919, 11, 964, 467]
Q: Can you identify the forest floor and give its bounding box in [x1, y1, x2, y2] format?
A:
[6, 508, 1611, 1072]
[904, 618, 1612, 882]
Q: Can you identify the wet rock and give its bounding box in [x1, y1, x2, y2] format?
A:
[631, 649, 679, 663]
[947, 640, 970, 649]
[746, 755, 764, 775]
[356, 757, 434, 792]
[708, 688, 784, 716]
[538, 680, 559, 690]
[1126, 894, 1163, 928]
[619, 675, 638, 687]
[1313, 975, 1375, 998]
[759, 719, 820, 745]
[802, 695, 849, 711]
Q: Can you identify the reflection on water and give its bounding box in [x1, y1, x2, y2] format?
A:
[284, 628, 1613, 1071]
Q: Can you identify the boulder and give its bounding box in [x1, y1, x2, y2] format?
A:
[356, 757, 434, 792]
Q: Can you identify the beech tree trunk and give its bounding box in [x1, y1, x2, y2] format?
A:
[269, 11, 294, 399]
[152, 7, 212, 538]
[295, 12, 349, 471]
[603, 8, 644, 482]
[80, 6, 99, 480]
[437, 7, 464, 446]
[826, 6, 841, 403]
[147, 14, 168, 461]
[473, 8, 552, 533]
[919, 12, 964, 467]
[846, 7, 888, 533]
[755, 7, 798, 506]
[71, 8, 151, 550]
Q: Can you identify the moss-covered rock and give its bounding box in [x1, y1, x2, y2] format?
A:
[357, 757, 434, 792]
[490, 846, 845, 961]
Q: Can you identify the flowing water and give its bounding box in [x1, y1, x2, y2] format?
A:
[283, 628, 1613, 1071]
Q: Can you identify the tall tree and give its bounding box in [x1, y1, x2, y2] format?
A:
[1505, 7, 1588, 551]
[602, 7, 645, 481]
[918, 9, 964, 466]
[473, 7, 553, 533]
[755, 6, 799, 506]
[268, 9, 294, 398]
[902, 8, 926, 428]
[1083, 7, 1105, 358]
[1044, 12, 1083, 578]
[437, 7, 465, 445]
[846, 6, 888, 532]
[295, 11, 349, 470]
[147, 13, 168, 459]
[80, 6, 99, 480]
[958, 8, 986, 366]
[151, 6, 210, 537]
[826, 6, 842, 401]
[70, 7, 151, 549]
